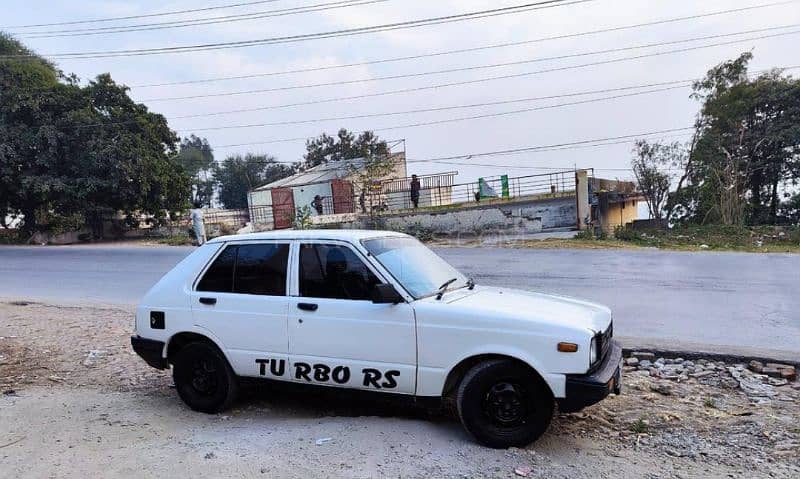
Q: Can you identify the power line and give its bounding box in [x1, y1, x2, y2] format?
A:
[415, 132, 695, 170]
[141, 27, 800, 103]
[41, 64, 800, 135]
[180, 128, 694, 176]
[171, 78, 695, 120]
[404, 127, 696, 165]
[0, 1, 594, 59]
[1, 0, 285, 29]
[129, 0, 800, 89]
[14, 0, 391, 38]
[167, 65, 796, 130]
[211, 126, 695, 155]
[175, 83, 691, 133]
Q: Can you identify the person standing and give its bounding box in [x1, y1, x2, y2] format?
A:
[190, 203, 207, 246]
[410, 174, 421, 209]
[311, 195, 324, 215]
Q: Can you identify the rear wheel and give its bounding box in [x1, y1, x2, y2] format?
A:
[172, 341, 238, 413]
[456, 359, 554, 448]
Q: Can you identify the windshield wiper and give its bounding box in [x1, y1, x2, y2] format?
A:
[436, 277, 458, 300]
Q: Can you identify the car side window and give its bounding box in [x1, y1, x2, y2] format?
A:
[299, 243, 381, 300]
[234, 244, 289, 296]
[197, 245, 237, 293]
[197, 243, 289, 296]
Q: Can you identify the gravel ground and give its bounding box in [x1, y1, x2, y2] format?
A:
[1, 301, 799, 478]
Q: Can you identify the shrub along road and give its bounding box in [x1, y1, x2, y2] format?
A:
[0, 243, 797, 358]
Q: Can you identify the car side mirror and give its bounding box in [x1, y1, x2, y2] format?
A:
[371, 283, 403, 304]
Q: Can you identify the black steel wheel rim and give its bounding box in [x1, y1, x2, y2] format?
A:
[483, 381, 529, 426]
[190, 359, 219, 396]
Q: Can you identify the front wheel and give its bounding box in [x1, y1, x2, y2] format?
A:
[172, 341, 238, 414]
[456, 359, 554, 448]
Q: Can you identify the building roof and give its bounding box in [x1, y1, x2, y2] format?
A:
[208, 229, 410, 244]
[252, 157, 368, 191]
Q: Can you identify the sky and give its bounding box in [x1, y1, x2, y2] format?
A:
[3, 0, 800, 185]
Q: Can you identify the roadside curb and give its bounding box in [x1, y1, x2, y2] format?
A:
[621, 346, 799, 368]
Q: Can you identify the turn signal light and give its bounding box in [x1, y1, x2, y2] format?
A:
[557, 342, 579, 353]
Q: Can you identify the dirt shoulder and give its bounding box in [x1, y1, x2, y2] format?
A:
[1, 302, 799, 478]
[507, 225, 800, 254]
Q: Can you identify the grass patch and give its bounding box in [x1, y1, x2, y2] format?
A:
[0, 230, 24, 244]
[629, 416, 650, 434]
[158, 234, 194, 246]
[614, 225, 800, 253]
[513, 225, 800, 253]
[703, 397, 716, 409]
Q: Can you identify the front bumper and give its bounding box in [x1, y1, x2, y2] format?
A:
[130, 336, 168, 370]
[557, 339, 622, 413]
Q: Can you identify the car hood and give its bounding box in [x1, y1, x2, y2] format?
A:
[441, 286, 612, 334]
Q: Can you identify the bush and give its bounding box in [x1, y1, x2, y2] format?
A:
[574, 229, 595, 240]
[402, 222, 436, 242]
[613, 225, 640, 241]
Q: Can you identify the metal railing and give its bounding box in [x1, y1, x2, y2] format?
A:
[366, 169, 576, 212]
[244, 169, 578, 228]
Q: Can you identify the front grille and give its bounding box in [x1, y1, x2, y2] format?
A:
[592, 321, 613, 368]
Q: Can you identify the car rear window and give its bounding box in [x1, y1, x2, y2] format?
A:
[197, 243, 289, 296]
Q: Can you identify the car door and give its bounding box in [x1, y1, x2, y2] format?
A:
[191, 241, 292, 381]
[288, 241, 417, 394]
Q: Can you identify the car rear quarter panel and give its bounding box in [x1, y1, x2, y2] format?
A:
[135, 243, 223, 357]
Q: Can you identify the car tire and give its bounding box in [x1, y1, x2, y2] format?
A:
[172, 341, 238, 414]
[456, 359, 554, 448]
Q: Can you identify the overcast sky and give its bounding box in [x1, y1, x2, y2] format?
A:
[4, 0, 799, 183]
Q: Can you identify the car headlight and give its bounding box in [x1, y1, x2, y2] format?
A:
[589, 336, 598, 365]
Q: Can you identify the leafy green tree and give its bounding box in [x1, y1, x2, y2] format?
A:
[630, 140, 686, 221]
[176, 135, 215, 207]
[780, 192, 800, 224]
[680, 53, 800, 225]
[303, 128, 388, 168]
[0, 32, 190, 235]
[213, 154, 295, 209]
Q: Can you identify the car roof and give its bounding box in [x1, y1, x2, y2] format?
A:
[207, 229, 411, 244]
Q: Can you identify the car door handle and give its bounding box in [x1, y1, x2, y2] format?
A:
[297, 302, 318, 311]
[199, 297, 217, 305]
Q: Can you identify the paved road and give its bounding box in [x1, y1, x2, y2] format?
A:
[1, 244, 798, 357]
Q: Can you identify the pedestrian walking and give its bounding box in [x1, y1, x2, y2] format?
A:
[410, 174, 421, 208]
[189, 203, 207, 246]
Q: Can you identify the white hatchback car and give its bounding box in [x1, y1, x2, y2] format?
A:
[132, 230, 620, 448]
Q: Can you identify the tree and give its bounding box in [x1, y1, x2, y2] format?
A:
[780, 192, 800, 224]
[679, 53, 800, 225]
[630, 140, 685, 221]
[0, 33, 190, 235]
[213, 154, 296, 209]
[303, 128, 388, 168]
[176, 135, 215, 207]
[346, 154, 400, 222]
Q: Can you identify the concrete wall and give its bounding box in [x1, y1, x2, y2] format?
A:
[601, 200, 640, 232]
[339, 195, 576, 235]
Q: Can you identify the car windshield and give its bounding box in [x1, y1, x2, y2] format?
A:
[362, 236, 469, 299]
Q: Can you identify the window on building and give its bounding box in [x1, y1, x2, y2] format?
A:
[299, 244, 380, 300]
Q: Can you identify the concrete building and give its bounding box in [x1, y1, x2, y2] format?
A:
[247, 153, 408, 229]
[589, 177, 645, 233]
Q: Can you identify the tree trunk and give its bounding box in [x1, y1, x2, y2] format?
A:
[20, 206, 37, 233]
[748, 170, 763, 224]
[769, 179, 780, 223]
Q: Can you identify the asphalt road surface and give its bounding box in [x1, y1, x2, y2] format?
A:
[0, 243, 797, 358]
